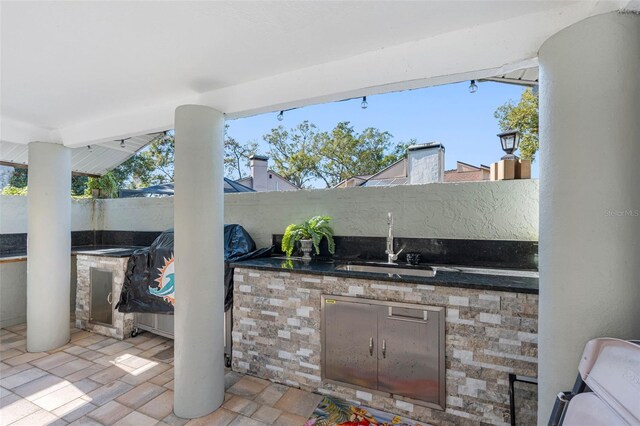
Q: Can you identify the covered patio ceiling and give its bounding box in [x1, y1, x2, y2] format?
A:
[1, 0, 637, 152]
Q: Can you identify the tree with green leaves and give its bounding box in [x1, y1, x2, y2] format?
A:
[494, 88, 539, 161]
[224, 130, 259, 180]
[264, 121, 321, 188]
[313, 122, 409, 187]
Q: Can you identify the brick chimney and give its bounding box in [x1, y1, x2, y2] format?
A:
[407, 142, 445, 184]
[249, 155, 269, 192]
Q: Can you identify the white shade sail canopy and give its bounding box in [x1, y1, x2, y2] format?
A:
[1, 0, 637, 154]
[0, 133, 161, 176]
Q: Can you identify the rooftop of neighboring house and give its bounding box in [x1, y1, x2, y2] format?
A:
[236, 155, 300, 192]
[444, 161, 491, 183]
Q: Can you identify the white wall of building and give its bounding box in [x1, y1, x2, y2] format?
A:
[101, 180, 539, 247]
[0, 196, 95, 234]
[0, 261, 27, 328]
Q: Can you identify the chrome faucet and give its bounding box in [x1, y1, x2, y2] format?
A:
[386, 212, 403, 264]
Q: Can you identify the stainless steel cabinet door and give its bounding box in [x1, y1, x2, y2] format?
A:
[323, 298, 377, 389]
[90, 268, 113, 325]
[377, 305, 442, 404]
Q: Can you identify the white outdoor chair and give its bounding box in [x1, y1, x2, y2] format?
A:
[548, 338, 640, 426]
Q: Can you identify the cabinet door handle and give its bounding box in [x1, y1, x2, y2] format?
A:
[369, 337, 374, 356]
[107, 292, 113, 305]
[382, 339, 387, 358]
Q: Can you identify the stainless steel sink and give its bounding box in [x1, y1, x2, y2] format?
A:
[336, 263, 436, 277]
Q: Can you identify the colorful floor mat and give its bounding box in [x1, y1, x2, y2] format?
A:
[305, 395, 427, 426]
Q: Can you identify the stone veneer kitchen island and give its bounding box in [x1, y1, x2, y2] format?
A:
[230, 258, 538, 426]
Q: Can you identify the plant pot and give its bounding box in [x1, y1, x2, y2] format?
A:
[299, 239, 314, 261]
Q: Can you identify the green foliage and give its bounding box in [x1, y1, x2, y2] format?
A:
[8, 168, 28, 188]
[281, 215, 335, 257]
[111, 133, 174, 189]
[224, 131, 259, 179]
[71, 175, 89, 196]
[265, 121, 410, 188]
[494, 88, 539, 161]
[1, 185, 28, 195]
[264, 121, 320, 188]
[86, 172, 119, 198]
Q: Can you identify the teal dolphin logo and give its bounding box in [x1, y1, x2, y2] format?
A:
[149, 256, 175, 305]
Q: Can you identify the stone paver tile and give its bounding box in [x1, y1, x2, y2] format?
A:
[3, 351, 48, 366]
[227, 376, 270, 399]
[163, 379, 174, 390]
[0, 366, 48, 389]
[137, 389, 174, 420]
[124, 334, 152, 346]
[251, 405, 282, 424]
[0, 392, 41, 424]
[113, 352, 152, 370]
[134, 336, 169, 351]
[112, 410, 158, 426]
[138, 342, 174, 359]
[185, 408, 237, 426]
[73, 335, 108, 348]
[32, 352, 79, 371]
[7, 408, 66, 426]
[224, 371, 243, 390]
[98, 341, 134, 356]
[89, 365, 127, 384]
[223, 395, 259, 417]
[0, 348, 22, 360]
[115, 382, 165, 409]
[68, 416, 104, 425]
[0, 386, 11, 399]
[0, 362, 31, 378]
[70, 331, 93, 343]
[162, 412, 190, 426]
[229, 415, 267, 426]
[52, 397, 97, 423]
[65, 363, 106, 382]
[88, 400, 133, 425]
[119, 361, 171, 386]
[13, 373, 69, 400]
[253, 383, 288, 406]
[32, 382, 87, 411]
[274, 388, 323, 419]
[87, 338, 119, 351]
[64, 346, 89, 356]
[85, 380, 133, 406]
[273, 412, 309, 426]
[73, 378, 102, 394]
[50, 359, 95, 377]
[76, 349, 105, 362]
[148, 367, 173, 386]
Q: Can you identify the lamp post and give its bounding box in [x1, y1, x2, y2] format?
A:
[497, 130, 521, 160]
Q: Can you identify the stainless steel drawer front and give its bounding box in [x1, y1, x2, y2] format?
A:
[323, 298, 378, 390]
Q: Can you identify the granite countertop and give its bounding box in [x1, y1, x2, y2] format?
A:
[0, 245, 145, 262]
[230, 256, 539, 294]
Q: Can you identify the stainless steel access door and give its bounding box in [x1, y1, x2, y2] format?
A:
[377, 304, 444, 407]
[90, 268, 113, 325]
[323, 298, 377, 390]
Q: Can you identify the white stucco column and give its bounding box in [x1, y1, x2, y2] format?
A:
[26, 142, 71, 352]
[173, 105, 225, 418]
[537, 12, 640, 423]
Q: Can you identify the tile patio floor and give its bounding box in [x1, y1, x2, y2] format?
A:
[0, 323, 322, 425]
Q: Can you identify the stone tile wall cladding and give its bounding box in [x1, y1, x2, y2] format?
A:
[75, 255, 134, 340]
[232, 268, 538, 426]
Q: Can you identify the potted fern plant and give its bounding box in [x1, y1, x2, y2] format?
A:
[282, 215, 335, 260]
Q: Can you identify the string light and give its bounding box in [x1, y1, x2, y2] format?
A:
[120, 140, 126, 148]
[277, 111, 284, 121]
[469, 80, 478, 94]
[361, 96, 368, 109]
[87, 145, 92, 152]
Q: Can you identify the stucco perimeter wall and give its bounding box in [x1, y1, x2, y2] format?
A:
[0, 196, 96, 234]
[101, 180, 539, 247]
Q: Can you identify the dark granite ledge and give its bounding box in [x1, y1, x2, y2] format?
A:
[230, 256, 539, 294]
[0, 245, 144, 262]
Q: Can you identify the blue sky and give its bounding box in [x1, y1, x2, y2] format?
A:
[226, 80, 536, 187]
